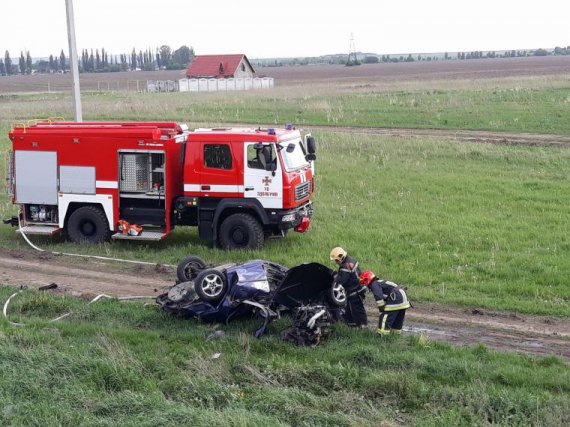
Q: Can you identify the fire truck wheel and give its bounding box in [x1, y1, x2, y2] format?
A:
[176, 256, 207, 282]
[194, 269, 228, 303]
[67, 206, 111, 244]
[218, 213, 264, 250]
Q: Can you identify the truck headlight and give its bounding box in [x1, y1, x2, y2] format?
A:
[282, 213, 296, 222]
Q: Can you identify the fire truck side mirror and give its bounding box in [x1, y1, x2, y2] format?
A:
[306, 136, 316, 154]
[306, 153, 316, 162]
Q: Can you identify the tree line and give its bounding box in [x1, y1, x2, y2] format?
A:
[0, 45, 194, 76]
[252, 46, 570, 68]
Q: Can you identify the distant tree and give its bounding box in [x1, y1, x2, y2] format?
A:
[405, 54, 414, 62]
[60, 50, 66, 70]
[155, 51, 161, 68]
[417, 54, 422, 61]
[159, 45, 172, 68]
[4, 51, 12, 75]
[0, 59, 5, 76]
[49, 54, 56, 72]
[363, 55, 379, 64]
[173, 45, 194, 68]
[95, 49, 100, 70]
[19, 51, 25, 74]
[444, 52, 449, 60]
[534, 48, 548, 56]
[131, 48, 137, 70]
[26, 51, 32, 74]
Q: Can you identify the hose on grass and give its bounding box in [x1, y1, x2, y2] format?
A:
[2, 289, 155, 327]
[17, 209, 175, 267]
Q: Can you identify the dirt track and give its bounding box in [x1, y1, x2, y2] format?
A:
[0, 248, 568, 360]
[312, 126, 570, 148]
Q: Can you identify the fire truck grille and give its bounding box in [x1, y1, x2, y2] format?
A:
[295, 181, 311, 201]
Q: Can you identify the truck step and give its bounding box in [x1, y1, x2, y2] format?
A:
[17, 226, 61, 236]
[111, 231, 168, 241]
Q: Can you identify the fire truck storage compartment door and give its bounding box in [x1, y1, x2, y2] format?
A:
[14, 151, 58, 205]
[59, 166, 96, 194]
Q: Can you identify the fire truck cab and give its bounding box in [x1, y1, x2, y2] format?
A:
[5, 121, 315, 250]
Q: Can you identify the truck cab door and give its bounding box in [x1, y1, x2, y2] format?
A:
[198, 142, 240, 197]
[243, 143, 283, 209]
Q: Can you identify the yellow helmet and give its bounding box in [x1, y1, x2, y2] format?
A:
[329, 247, 347, 262]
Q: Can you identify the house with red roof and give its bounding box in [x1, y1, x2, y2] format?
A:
[186, 54, 256, 79]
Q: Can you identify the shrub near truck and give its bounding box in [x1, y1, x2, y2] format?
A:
[5, 121, 316, 249]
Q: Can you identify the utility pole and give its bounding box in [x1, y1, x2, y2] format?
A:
[65, 0, 82, 121]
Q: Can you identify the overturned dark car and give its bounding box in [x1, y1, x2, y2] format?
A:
[156, 256, 347, 344]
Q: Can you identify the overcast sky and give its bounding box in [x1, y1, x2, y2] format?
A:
[1, 0, 568, 58]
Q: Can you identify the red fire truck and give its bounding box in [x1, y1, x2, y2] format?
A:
[5, 121, 315, 249]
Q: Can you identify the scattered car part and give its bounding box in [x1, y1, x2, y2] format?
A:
[282, 305, 333, 346]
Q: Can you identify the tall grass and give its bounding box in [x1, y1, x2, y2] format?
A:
[1, 73, 569, 133]
[0, 287, 568, 426]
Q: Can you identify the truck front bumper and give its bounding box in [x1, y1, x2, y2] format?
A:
[277, 201, 314, 232]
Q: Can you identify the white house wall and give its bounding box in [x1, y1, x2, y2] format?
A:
[171, 78, 274, 93]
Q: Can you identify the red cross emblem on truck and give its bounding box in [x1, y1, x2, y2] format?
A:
[262, 177, 272, 185]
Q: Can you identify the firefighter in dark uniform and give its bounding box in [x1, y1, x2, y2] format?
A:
[329, 247, 367, 327]
[359, 271, 411, 335]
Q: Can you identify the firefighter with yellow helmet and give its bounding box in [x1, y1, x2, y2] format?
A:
[359, 270, 411, 335]
[329, 247, 367, 326]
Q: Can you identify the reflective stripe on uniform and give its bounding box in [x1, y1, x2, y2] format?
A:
[339, 261, 359, 274]
[383, 302, 411, 311]
[377, 300, 386, 308]
[378, 313, 389, 334]
[384, 288, 410, 311]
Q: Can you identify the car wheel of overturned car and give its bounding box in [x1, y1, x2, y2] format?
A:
[328, 282, 347, 307]
[176, 255, 207, 282]
[218, 213, 264, 250]
[194, 269, 228, 303]
[67, 206, 111, 243]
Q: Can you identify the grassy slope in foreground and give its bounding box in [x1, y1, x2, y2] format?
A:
[0, 288, 568, 427]
[1, 132, 567, 317]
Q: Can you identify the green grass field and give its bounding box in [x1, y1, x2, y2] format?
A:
[1, 74, 569, 425]
[1, 128, 568, 316]
[1, 287, 568, 426]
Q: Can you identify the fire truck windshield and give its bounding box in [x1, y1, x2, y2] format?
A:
[280, 139, 309, 172]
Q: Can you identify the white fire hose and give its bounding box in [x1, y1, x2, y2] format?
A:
[2, 289, 155, 327]
[0, 210, 175, 327]
[17, 211, 174, 267]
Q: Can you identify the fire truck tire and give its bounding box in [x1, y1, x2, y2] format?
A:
[176, 256, 207, 282]
[67, 206, 111, 244]
[218, 213, 264, 250]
